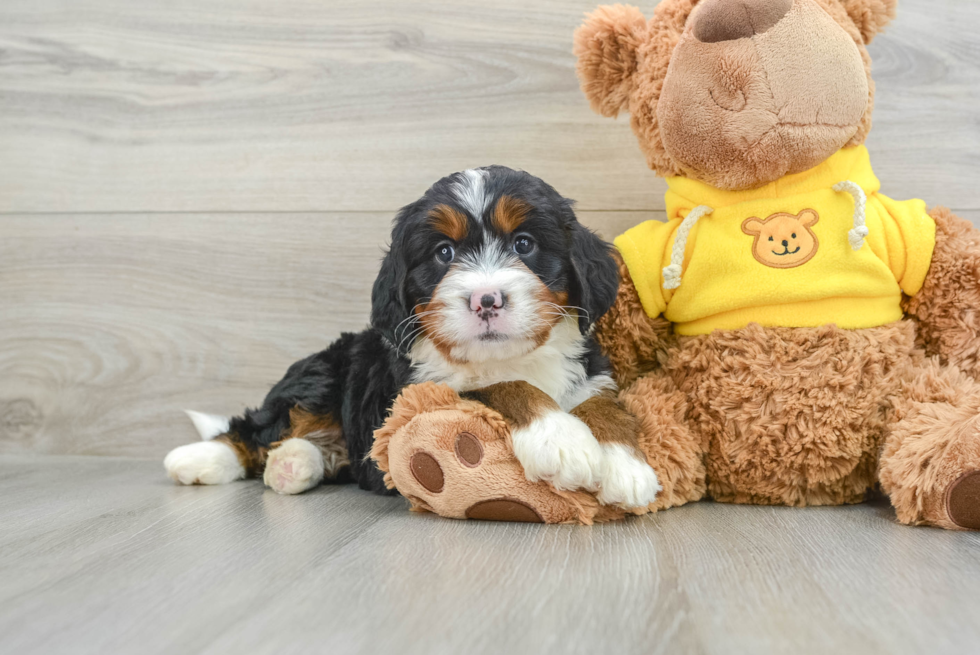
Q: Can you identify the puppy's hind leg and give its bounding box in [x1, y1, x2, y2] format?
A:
[263, 408, 349, 495]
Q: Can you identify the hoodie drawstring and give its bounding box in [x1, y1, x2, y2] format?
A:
[833, 180, 868, 250]
[663, 205, 713, 290]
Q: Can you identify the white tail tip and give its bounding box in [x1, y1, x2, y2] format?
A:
[184, 410, 231, 441]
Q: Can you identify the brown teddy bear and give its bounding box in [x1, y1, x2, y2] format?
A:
[372, 0, 980, 529]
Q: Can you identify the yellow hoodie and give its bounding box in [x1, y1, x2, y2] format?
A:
[614, 146, 936, 336]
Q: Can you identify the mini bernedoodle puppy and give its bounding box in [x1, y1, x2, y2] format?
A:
[165, 167, 660, 508]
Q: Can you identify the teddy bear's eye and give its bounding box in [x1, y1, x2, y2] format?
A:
[792, 233, 797, 239]
[768, 236, 774, 242]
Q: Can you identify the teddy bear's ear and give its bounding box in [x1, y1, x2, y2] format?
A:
[573, 4, 649, 117]
[837, 0, 897, 44]
[741, 217, 764, 236]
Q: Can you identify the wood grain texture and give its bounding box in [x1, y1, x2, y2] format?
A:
[0, 0, 978, 213]
[0, 455, 978, 655]
[0, 209, 658, 456]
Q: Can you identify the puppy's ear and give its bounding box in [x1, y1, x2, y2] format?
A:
[838, 0, 897, 44]
[568, 221, 620, 334]
[371, 213, 412, 353]
[574, 4, 649, 117]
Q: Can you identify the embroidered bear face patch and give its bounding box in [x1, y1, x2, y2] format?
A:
[741, 209, 820, 269]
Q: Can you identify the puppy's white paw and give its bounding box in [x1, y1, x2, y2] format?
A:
[164, 441, 245, 486]
[263, 438, 324, 495]
[596, 444, 661, 509]
[512, 411, 604, 492]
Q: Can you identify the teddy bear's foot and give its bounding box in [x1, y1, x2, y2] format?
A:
[371, 382, 620, 524]
[946, 471, 980, 530]
[389, 408, 600, 523]
[880, 362, 980, 530]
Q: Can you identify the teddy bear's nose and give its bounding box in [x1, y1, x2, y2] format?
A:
[782, 240, 789, 247]
[692, 0, 793, 43]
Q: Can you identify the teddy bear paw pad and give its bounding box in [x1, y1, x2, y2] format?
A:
[465, 498, 543, 522]
[410, 451, 444, 493]
[454, 432, 484, 467]
[947, 470, 980, 530]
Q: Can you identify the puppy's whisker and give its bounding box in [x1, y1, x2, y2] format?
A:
[394, 308, 441, 340]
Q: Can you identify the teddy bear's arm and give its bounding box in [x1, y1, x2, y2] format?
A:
[594, 251, 674, 388]
[902, 207, 980, 379]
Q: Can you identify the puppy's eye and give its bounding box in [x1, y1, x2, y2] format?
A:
[513, 235, 535, 256]
[435, 243, 455, 264]
[791, 233, 797, 239]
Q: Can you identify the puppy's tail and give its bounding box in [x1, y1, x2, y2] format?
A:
[184, 409, 230, 441]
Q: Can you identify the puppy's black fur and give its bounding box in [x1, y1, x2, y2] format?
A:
[224, 166, 619, 494]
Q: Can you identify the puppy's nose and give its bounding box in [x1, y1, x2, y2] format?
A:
[692, 0, 792, 43]
[470, 289, 504, 312]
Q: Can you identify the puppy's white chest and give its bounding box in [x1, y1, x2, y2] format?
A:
[408, 323, 606, 411]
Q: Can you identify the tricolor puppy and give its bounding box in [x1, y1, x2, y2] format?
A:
[164, 167, 660, 508]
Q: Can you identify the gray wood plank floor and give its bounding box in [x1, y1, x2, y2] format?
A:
[1, 455, 978, 655]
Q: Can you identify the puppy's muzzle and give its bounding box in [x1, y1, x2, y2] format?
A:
[469, 289, 505, 320]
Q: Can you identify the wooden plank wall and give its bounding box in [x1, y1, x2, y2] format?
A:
[1, 0, 978, 456]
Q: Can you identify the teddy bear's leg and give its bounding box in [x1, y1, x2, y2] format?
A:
[903, 207, 980, 380]
[593, 252, 675, 389]
[618, 373, 707, 512]
[880, 359, 980, 530]
[371, 382, 613, 524]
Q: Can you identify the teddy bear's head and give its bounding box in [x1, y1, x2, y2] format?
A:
[574, 0, 896, 191]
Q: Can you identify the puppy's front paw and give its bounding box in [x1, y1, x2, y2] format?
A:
[596, 444, 661, 509]
[263, 438, 324, 495]
[511, 411, 604, 492]
[164, 441, 245, 486]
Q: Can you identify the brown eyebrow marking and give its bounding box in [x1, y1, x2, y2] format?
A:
[428, 204, 468, 241]
[492, 195, 531, 234]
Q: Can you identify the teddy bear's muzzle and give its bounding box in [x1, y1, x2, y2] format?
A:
[692, 0, 792, 43]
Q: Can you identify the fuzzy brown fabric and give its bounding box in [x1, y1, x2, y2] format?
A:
[880, 359, 980, 530]
[574, 0, 885, 190]
[665, 322, 916, 506]
[838, 0, 897, 44]
[573, 4, 650, 119]
[658, 0, 870, 189]
[903, 207, 980, 381]
[691, 0, 792, 43]
[618, 373, 706, 511]
[593, 252, 674, 389]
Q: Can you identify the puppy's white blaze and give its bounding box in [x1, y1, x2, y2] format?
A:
[458, 237, 511, 276]
[263, 438, 325, 495]
[596, 444, 661, 509]
[452, 168, 490, 221]
[512, 411, 604, 492]
[164, 441, 245, 486]
[184, 409, 230, 441]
